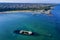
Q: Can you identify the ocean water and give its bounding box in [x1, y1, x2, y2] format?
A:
[0, 5, 60, 40]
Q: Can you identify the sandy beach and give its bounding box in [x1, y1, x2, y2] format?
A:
[0, 10, 52, 16]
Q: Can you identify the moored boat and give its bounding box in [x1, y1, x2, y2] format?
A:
[19, 30, 33, 35]
[14, 30, 33, 35]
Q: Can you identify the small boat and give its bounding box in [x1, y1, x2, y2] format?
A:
[19, 30, 33, 35]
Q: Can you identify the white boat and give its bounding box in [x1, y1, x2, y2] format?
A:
[19, 30, 33, 35]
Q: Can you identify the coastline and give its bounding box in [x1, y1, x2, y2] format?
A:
[0, 10, 33, 13]
[0, 10, 53, 16]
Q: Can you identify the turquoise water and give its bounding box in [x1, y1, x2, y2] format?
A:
[0, 5, 60, 40]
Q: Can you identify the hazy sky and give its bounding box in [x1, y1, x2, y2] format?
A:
[0, 0, 60, 3]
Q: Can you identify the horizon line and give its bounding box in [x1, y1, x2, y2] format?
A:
[0, 2, 59, 4]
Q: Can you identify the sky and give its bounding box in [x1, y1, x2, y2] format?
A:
[0, 0, 60, 3]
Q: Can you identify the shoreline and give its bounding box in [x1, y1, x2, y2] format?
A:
[0, 10, 53, 16]
[0, 10, 33, 13]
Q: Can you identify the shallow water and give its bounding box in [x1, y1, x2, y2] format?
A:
[0, 5, 60, 40]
